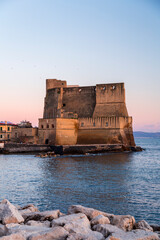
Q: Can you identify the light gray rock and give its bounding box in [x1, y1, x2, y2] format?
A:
[25, 220, 50, 227]
[51, 213, 104, 239]
[22, 210, 60, 222]
[67, 231, 105, 240]
[68, 205, 113, 220]
[0, 224, 8, 237]
[27, 226, 69, 240]
[134, 220, 153, 231]
[5, 223, 20, 229]
[91, 215, 110, 226]
[6, 225, 49, 238]
[93, 224, 124, 238]
[0, 233, 26, 240]
[0, 199, 24, 224]
[105, 229, 159, 240]
[18, 204, 39, 215]
[64, 222, 104, 240]
[110, 214, 135, 231]
[51, 213, 90, 228]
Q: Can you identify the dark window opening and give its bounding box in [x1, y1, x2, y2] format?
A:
[8, 127, 10, 131]
[81, 122, 84, 127]
[45, 139, 49, 144]
[106, 122, 108, 127]
[52, 124, 54, 128]
[47, 124, 49, 128]
[63, 103, 66, 107]
[8, 134, 10, 139]
[41, 125, 43, 129]
[111, 85, 116, 90]
[93, 122, 95, 127]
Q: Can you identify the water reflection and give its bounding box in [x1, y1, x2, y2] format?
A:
[37, 152, 135, 215]
[0, 138, 160, 224]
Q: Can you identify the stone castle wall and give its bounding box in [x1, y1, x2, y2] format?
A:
[39, 79, 135, 146]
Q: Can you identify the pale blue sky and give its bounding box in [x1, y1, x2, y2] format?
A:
[0, 0, 160, 131]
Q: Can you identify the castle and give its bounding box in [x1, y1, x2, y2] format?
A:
[38, 79, 135, 146]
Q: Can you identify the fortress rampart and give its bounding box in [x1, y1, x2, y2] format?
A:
[39, 79, 135, 146]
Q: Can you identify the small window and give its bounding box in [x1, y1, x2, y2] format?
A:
[0, 135, 3, 138]
[41, 125, 43, 129]
[63, 103, 66, 107]
[0, 127, 2, 131]
[15, 132, 18, 138]
[8, 134, 10, 139]
[93, 122, 95, 127]
[81, 122, 84, 127]
[106, 122, 108, 127]
[8, 127, 10, 131]
[111, 85, 116, 90]
[52, 124, 54, 128]
[47, 124, 49, 128]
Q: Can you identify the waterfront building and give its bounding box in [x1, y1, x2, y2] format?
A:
[38, 79, 135, 146]
[11, 121, 38, 144]
[0, 121, 16, 142]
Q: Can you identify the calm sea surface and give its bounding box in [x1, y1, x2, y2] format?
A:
[0, 137, 160, 225]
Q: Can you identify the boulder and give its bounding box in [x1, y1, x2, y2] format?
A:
[0, 224, 8, 237]
[68, 205, 113, 220]
[5, 223, 20, 229]
[0, 199, 24, 224]
[51, 213, 90, 228]
[0, 233, 26, 240]
[51, 213, 104, 239]
[22, 210, 60, 222]
[91, 215, 110, 226]
[67, 232, 105, 240]
[110, 214, 135, 231]
[27, 226, 69, 240]
[6, 225, 49, 238]
[105, 229, 159, 240]
[134, 220, 153, 231]
[150, 225, 160, 232]
[18, 204, 39, 215]
[25, 220, 51, 227]
[93, 224, 124, 238]
[64, 222, 104, 240]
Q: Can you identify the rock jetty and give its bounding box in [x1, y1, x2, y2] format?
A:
[0, 199, 159, 240]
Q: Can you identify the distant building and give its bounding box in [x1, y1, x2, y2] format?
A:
[38, 79, 135, 146]
[11, 121, 38, 144]
[17, 120, 32, 128]
[0, 121, 16, 142]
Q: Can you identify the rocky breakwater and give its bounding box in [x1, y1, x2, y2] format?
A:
[0, 199, 159, 240]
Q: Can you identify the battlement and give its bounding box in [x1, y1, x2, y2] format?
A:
[46, 79, 67, 92]
[44, 79, 128, 119]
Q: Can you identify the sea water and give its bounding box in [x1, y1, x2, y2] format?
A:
[0, 137, 160, 225]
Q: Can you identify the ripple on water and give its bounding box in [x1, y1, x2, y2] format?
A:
[0, 137, 160, 225]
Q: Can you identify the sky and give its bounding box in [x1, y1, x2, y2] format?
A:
[0, 0, 160, 132]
